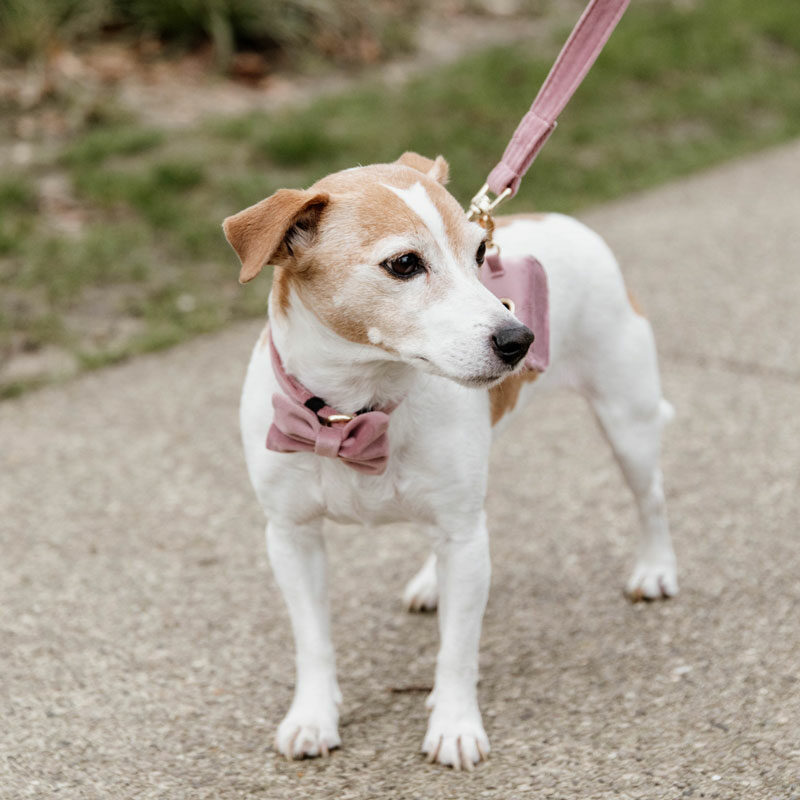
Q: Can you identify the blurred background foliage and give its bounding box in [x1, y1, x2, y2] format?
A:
[0, 0, 421, 69]
[1, 0, 799, 396]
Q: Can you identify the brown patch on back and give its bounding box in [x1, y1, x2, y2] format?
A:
[489, 369, 540, 425]
[627, 288, 646, 317]
[494, 212, 549, 228]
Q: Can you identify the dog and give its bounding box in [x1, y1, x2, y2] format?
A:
[223, 152, 677, 770]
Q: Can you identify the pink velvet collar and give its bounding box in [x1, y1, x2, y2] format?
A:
[265, 333, 395, 475]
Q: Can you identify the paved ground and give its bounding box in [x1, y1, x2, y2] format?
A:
[2, 142, 799, 800]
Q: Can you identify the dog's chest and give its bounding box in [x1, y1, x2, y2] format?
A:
[314, 447, 436, 527]
[243, 345, 492, 527]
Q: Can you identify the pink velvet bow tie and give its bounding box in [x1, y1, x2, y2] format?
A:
[266, 334, 393, 475]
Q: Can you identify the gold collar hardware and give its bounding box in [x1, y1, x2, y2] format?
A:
[466, 183, 511, 250]
[325, 413, 354, 425]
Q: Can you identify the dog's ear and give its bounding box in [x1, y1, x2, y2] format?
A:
[395, 152, 449, 185]
[223, 189, 329, 284]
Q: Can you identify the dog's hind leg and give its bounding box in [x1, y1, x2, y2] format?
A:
[266, 519, 342, 758]
[403, 552, 438, 612]
[586, 314, 678, 600]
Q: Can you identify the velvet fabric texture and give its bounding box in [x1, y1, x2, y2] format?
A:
[482, 253, 550, 372]
[266, 334, 393, 475]
[487, 0, 630, 197]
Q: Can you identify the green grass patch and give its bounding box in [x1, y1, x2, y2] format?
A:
[0, 175, 37, 211]
[0, 377, 50, 400]
[61, 126, 165, 167]
[0, 174, 37, 255]
[17, 223, 151, 299]
[0, 0, 420, 70]
[229, 0, 800, 212]
[3, 0, 800, 396]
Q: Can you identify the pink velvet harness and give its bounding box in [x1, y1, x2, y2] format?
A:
[481, 253, 550, 372]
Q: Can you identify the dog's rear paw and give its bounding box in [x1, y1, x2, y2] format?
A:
[422, 711, 489, 770]
[626, 556, 678, 601]
[403, 554, 438, 612]
[275, 712, 341, 759]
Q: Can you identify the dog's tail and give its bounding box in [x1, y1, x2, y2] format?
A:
[659, 398, 675, 426]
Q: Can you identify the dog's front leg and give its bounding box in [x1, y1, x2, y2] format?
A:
[422, 511, 491, 770]
[266, 518, 341, 758]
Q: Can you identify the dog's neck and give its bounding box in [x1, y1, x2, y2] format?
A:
[269, 293, 417, 414]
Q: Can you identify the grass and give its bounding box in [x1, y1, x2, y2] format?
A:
[0, 0, 419, 69]
[62, 126, 166, 167]
[2, 0, 800, 396]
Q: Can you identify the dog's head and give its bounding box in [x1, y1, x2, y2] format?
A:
[223, 153, 532, 387]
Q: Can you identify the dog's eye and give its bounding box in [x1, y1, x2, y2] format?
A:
[476, 241, 486, 266]
[382, 252, 425, 279]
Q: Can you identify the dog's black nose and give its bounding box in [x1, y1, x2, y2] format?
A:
[491, 324, 535, 366]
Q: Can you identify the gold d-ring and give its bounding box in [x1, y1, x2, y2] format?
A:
[500, 297, 515, 314]
[325, 414, 353, 424]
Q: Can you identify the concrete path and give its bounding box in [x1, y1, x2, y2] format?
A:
[2, 142, 799, 800]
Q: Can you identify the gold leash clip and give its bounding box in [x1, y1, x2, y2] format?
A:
[466, 183, 511, 249]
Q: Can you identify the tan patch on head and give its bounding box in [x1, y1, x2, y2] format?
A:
[259, 170, 414, 345]
[229, 159, 481, 353]
[293, 173, 430, 346]
[489, 369, 540, 425]
[494, 212, 549, 228]
[627, 288, 646, 317]
[284, 163, 475, 348]
[257, 323, 270, 350]
[425, 178, 479, 261]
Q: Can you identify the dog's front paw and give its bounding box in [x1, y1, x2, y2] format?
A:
[403, 554, 438, 612]
[422, 707, 489, 770]
[626, 554, 678, 601]
[275, 706, 341, 759]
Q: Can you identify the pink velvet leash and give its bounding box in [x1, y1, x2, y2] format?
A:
[486, 0, 630, 198]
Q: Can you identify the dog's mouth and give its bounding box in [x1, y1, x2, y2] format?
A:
[408, 352, 519, 388]
[456, 372, 511, 389]
[409, 355, 512, 389]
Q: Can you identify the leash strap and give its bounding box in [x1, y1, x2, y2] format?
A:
[485, 0, 629, 199]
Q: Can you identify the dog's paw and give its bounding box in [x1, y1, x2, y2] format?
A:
[403, 554, 438, 612]
[422, 708, 489, 770]
[275, 708, 341, 759]
[626, 555, 678, 601]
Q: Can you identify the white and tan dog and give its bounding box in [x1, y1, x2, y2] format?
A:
[224, 153, 677, 770]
